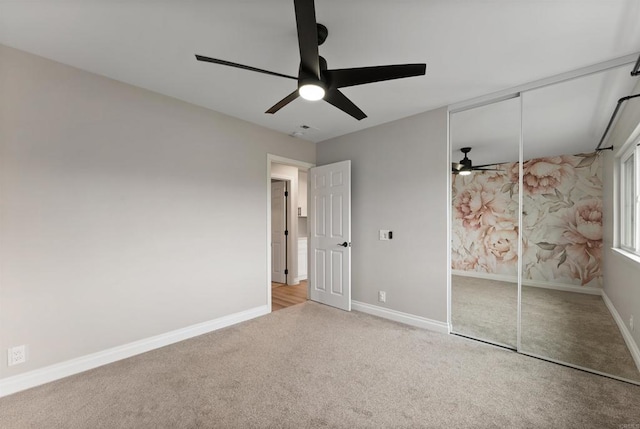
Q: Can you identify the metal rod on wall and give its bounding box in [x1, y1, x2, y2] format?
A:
[632, 53, 640, 76]
[595, 93, 640, 152]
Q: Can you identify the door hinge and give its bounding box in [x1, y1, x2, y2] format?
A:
[285, 191, 289, 197]
[284, 269, 289, 275]
[285, 230, 289, 236]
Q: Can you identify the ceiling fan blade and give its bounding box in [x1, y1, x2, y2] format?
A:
[195, 55, 297, 80]
[265, 90, 300, 114]
[325, 64, 426, 88]
[473, 162, 508, 169]
[294, 0, 320, 79]
[473, 167, 503, 171]
[324, 89, 367, 120]
[452, 163, 463, 171]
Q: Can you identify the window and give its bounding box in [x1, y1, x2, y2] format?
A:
[620, 140, 640, 255]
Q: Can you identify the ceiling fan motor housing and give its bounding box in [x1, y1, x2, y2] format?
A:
[194, 0, 426, 120]
[299, 56, 329, 89]
[460, 147, 472, 168]
[317, 23, 328, 46]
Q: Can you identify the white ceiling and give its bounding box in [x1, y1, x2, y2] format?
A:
[1, 0, 639, 143]
[451, 65, 639, 166]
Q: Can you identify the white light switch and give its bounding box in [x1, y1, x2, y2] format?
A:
[379, 230, 391, 240]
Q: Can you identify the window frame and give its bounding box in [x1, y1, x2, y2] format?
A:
[619, 139, 640, 256]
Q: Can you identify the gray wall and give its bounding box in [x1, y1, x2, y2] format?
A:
[316, 108, 449, 322]
[602, 79, 640, 352]
[0, 45, 315, 378]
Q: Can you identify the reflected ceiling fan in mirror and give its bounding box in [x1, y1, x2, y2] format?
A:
[452, 147, 504, 175]
[195, 0, 427, 120]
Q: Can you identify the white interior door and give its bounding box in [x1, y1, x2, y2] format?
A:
[309, 160, 351, 311]
[271, 181, 287, 284]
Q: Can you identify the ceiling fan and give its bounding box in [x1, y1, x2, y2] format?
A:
[195, 0, 427, 120]
[452, 147, 503, 175]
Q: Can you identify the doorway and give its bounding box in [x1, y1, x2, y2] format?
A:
[268, 155, 314, 312]
[267, 155, 353, 313]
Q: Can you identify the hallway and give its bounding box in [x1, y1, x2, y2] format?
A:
[272, 281, 307, 311]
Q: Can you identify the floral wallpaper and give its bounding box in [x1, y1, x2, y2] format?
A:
[452, 152, 602, 287]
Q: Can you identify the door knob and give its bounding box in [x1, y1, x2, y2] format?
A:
[338, 242, 350, 247]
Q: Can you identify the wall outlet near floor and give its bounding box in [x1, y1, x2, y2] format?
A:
[630, 315, 634, 332]
[378, 291, 386, 303]
[8, 345, 27, 366]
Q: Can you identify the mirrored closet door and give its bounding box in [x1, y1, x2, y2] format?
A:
[450, 96, 521, 349]
[450, 57, 640, 384]
[520, 65, 640, 383]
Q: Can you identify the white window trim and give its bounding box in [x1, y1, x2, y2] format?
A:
[612, 247, 640, 266]
[617, 137, 640, 257]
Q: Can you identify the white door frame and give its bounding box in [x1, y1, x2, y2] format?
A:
[267, 154, 315, 312]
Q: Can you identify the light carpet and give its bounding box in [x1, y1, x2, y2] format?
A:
[452, 275, 640, 382]
[1, 301, 640, 428]
[451, 276, 518, 347]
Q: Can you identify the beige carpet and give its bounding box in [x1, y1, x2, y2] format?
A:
[2, 302, 640, 428]
[452, 275, 640, 382]
[451, 276, 518, 347]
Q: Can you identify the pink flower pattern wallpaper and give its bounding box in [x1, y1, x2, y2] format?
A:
[452, 152, 602, 287]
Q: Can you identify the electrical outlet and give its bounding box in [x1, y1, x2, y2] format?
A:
[630, 315, 634, 332]
[8, 345, 27, 366]
[378, 291, 386, 303]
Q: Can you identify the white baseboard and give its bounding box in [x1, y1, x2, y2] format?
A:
[522, 278, 602, 295]
[602, 291, 640, 373]
[0, 305, 269, 398]
[293, 276, 307, 283]
[352, 301, 449, 334]
[452, 270, 602, 295]
[452, 269, 518, 283]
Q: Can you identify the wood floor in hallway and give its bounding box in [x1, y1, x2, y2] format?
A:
[272, 280, 307, 311]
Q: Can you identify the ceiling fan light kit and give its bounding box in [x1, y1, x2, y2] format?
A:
[299, 82, 326, 101]
[195, 0, 426, 120]
[452, 147, 503, 175]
